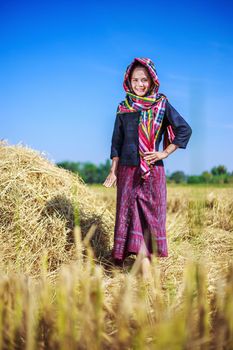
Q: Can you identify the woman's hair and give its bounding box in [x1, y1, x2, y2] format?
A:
[128, 62, 155, 93]
[128, 62, 146, 81]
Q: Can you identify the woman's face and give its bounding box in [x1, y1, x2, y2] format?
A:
[130, 66, 152, 97]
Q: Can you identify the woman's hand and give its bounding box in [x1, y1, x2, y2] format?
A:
[143, 151, 168, 164]
[103, 171, 117, 187]
[103, 157, 119, 188]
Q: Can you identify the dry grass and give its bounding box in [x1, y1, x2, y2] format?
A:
[0, 141, 114, 276]
[90, 183, 233, 300]
[0, 229, 232, 349]
[0, 142, 233, 349]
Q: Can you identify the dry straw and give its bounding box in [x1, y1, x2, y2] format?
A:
[0, 141, 233, 349]
[0, 233, 233, 349]
[0, 141, 114, 276]
[91, 180, 233, 301]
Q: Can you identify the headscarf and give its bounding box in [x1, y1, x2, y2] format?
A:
[117, 57, 175, 179]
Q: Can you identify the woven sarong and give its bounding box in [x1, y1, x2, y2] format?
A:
[112, 163, 168, 261]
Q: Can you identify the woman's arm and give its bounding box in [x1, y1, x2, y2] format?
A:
[165, 101, 192, 149]
[143, 144, 179, 164]
[162, 143, 179, 157]
[110, 156, 119, 174]
[144, 101, 192, 164]
[103, 112, 123, 187]
[103, 157, 119, 187]
[110, 113, 124, 159]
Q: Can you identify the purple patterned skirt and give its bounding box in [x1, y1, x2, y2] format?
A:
[111, 163, 168, 262]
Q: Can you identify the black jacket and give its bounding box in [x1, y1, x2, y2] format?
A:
[110, 100, 192, 166]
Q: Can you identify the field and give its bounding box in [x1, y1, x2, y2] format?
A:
[0, 143, 233, 349]
[90, 183, 233, 296]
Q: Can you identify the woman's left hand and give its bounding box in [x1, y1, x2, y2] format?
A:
[143, 151, 168, 164]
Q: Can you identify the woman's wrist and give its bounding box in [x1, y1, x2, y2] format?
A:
[163, 144, 179, 158]
[162, 150, 169, 158]
[110, 168, 117, 174]
[110, 157, 119, 174]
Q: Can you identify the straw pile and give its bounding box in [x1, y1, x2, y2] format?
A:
[0, 141, 114, 275]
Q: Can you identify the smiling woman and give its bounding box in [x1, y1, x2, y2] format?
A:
[103, 57, 192, 278]
[129, 63, 153, 97]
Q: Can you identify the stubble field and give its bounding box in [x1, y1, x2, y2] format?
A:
[0, 142, 233, 349]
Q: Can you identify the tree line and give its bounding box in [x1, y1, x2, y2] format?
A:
[57, 161, 233, 185]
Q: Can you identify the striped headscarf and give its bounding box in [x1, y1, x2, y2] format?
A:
[117, 57, 175, 179]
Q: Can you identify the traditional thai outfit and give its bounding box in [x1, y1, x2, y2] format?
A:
[110, 58, 192, 262]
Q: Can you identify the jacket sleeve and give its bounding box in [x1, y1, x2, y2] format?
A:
[165, 101, 192, 149]
[110, 113, 124, 159]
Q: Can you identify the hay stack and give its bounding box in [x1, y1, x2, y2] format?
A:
[0, 141, 114, 275]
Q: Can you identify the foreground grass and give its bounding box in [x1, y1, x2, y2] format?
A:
[0, 227, 233, 350]
[0, 183, 232, 349]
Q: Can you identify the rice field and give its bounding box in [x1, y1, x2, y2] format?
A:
[0, 142, 233, 349]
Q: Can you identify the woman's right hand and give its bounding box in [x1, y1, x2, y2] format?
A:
[103, 171, 117, 187]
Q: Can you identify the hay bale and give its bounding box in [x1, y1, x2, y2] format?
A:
[0, 141, 114, 275]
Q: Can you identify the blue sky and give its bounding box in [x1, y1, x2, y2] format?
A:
[1, 0, 233, 175]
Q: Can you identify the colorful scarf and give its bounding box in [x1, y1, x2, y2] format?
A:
[117, 57, 175, 179]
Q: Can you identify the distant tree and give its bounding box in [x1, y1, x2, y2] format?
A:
[170, 171, 186, 184]
[97, 159, 111, 183]
[57, 160, 232, 185]
[57, 161, 81, 173]
[211, 165, 227, 176]
[201, 171, 212, 183]
[81, 162, 99, 183]
[187, 175, 202, 184]
[57, 160, 111, 183]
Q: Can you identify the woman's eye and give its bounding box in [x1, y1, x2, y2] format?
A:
[132, 79, 148, 82]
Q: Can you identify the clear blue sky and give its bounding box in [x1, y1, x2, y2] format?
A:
[1, 0, 232, 175]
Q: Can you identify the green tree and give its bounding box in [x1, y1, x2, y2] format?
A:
[97, 159, 111, 183]
[211, 165, 227, 176]
[57, 161, 81, 173]
[80, 162, 99, 183]
[200, 171, 212, 183]
[187, 175, 202, 184]
[170, 171, 186, 184]
[57, 161, 232, 185]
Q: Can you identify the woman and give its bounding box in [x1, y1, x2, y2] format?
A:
[103, 57, 192, 276]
